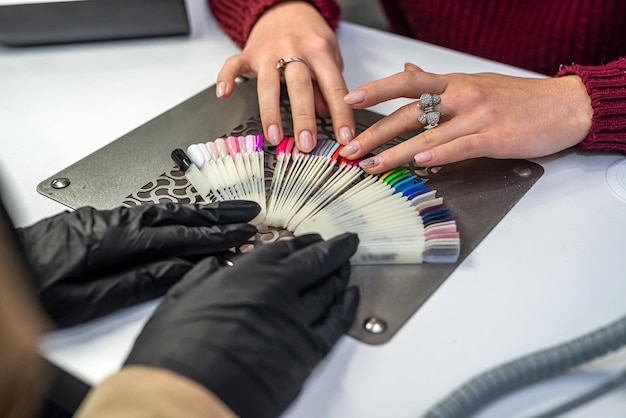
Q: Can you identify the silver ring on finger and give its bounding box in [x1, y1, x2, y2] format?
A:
[417, 93, 442, 127]
[276, 57, 309, 71]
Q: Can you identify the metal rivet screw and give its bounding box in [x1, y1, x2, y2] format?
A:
[514, 166, 532, 177]
[51, 178, 70, 189]
[363, 317, 387, 334]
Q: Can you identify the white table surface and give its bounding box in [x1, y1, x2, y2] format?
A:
[2, 1, 626, 417]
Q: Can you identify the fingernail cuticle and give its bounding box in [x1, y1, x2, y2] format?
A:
[268, 124, 281, 144]
[339, 141, 359, 157]
[359, 156, 379, 169]
[414, 151, 433, 163]
[299, 130, 314, 152]
[216, 81, 226, 98]
[344, 90, 366, 105]
[339, 126, 354, 144]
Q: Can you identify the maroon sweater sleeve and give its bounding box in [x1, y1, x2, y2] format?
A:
[208, 0, 341, 48]
[556, 57, 626, 154]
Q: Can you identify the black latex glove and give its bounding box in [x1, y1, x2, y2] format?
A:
[125, 233, 360, 418]
[17, 201, 260, 327]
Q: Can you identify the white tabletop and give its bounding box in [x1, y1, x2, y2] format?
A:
[2, 1, 626, 417]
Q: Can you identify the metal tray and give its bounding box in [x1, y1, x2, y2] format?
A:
[38, 79, 543, 344]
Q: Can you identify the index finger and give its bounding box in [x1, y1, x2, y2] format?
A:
[248, 233, 359, 289]
[346, 70, 446, 109]
[140, 201, 262, 227]
[92, 223, 258, 265]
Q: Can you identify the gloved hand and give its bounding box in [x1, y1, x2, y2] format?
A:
[17, 201, 260, 327]
[125, 233, 360, 418]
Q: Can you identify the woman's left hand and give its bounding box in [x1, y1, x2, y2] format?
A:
[339, 63, 593, 173]
[215, 2, 354, 153]
[17, 201, 260, 327]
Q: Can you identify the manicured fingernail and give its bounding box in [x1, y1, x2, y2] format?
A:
[414, 151, 433, 164]
[344, 90, 365, 105]
[338, 126, 354, 144]
[359, 156, 380, 169]
[268, 124, 281, 145]
[299, 130, 314, 152]
[339, 140, 359, 157]
[216, 81, 226, 98]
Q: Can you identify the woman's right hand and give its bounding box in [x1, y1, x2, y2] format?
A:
[216, 1, 355, 152]
[340, 63, 593, 173]
[124, 233, 360, 418]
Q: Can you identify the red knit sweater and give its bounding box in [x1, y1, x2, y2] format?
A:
[208, 0, 626, 154]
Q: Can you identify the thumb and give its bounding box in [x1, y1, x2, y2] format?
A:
[404, 62, 424, 72]
[314, 286, 360, 354]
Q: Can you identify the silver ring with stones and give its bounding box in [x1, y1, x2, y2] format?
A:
[417, 93, 441, 127]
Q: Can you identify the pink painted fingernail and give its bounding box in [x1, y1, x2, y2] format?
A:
[299, 130, 314, 152]
[359, 156, 380, 169]
[339, 140, 359, 157]
[344, 90, 366, 105]
[338, 126, 354, 144]
[268, 124, 281, 145]
[414, 151, 433, 164]
[216, 81, 226, 98]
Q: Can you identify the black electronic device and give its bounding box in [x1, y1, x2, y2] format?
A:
[0, 0, 189, 47]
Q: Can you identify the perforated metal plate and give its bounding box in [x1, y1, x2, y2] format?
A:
[38, 79, 543, 344]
